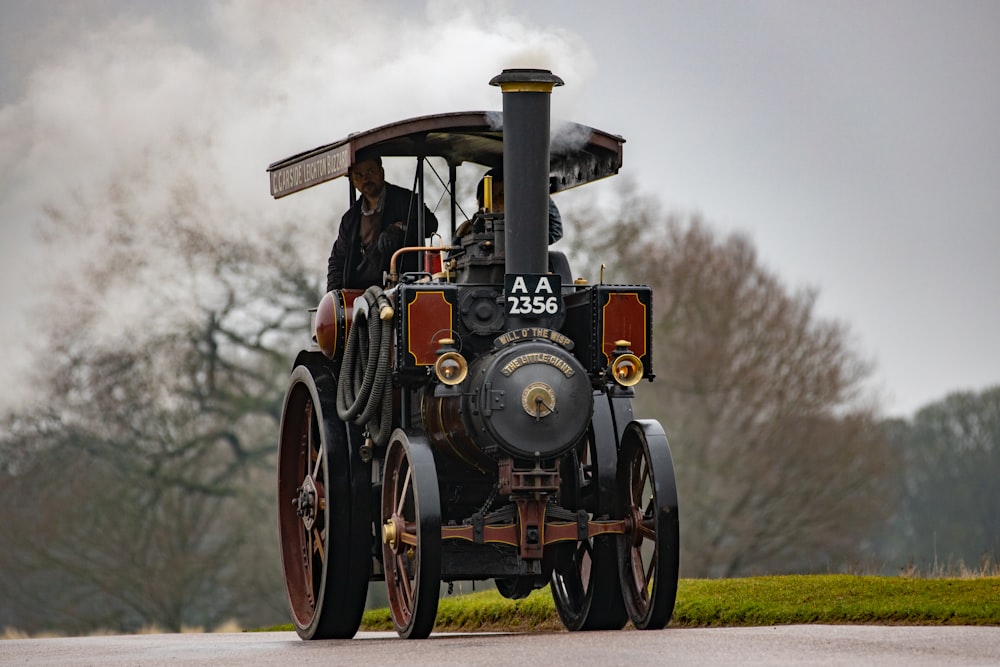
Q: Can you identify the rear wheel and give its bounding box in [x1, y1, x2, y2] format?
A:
[617, 420, 680, 630]
[277, 365, 371, 639]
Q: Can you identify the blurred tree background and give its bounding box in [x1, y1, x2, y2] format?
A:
[877, 387, 1000, 572]
[566, 182, 894, 577]
[0, 184, 319, 633]
[1, 178, 997, 635]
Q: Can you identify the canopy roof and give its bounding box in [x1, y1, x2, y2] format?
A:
[267, 111, 625, 199]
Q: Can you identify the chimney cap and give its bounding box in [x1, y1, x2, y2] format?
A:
[490, 69, 564, 91]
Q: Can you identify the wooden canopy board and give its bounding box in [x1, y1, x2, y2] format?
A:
[267, 111, 624, 199]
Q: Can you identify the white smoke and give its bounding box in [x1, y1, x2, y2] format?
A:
[0, 1, 596, 410]
[550, 120, 597, 154]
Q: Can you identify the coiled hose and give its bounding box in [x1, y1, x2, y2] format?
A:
[336, 285, 394, 448]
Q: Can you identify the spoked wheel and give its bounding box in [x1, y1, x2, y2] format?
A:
[617, 419, 680, 630]
[277, 365, 371, 639]
[550, 402, 628, 631]
[381, 429, 441, 639]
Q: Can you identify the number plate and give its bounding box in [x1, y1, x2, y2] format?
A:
[504, 274, 562, 318]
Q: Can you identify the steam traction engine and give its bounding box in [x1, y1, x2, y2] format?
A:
[270, 70, 679, 639]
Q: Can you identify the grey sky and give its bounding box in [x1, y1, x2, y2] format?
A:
[1, 0, 998, 416]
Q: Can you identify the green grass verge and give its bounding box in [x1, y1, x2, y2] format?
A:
[264, 575, 1000, 633]
[375, 575, 1000, 630]
[671, 575, 1000, 627]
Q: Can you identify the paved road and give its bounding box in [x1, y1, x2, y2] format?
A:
[2, 626, 999, 666]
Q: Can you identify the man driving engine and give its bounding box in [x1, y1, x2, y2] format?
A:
[327, 153, 439, 291]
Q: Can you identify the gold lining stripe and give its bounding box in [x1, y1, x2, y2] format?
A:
[497, 82, 556, 93]
[439, 519, 627, 545]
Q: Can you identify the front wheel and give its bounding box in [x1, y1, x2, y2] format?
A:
[381, 429, 442, 639]
[617, 420, 680, 630]
[551, 415, 628, 631]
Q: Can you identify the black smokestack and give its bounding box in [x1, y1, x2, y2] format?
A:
[489, 69, 564, 276]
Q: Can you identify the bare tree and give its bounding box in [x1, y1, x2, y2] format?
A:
[0, 187, 320, 633]
[565, 181, 894, 577]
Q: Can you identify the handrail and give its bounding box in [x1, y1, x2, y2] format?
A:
[388, 245, 457, 283]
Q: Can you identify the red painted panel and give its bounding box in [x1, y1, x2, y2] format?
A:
[601, 292, 647, 364]
[406, 291, 453, 366]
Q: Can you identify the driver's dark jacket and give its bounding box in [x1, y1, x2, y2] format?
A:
[326, 183, 438, 292]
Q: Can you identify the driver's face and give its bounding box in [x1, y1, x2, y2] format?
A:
[350, 159, 385, 198]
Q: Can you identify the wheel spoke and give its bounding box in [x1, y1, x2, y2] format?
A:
[630, 457, 647, 504]
[639, 460, 651, 503]
[396, 553, 413, 605]
[638, 520, 656, 541]
[630, 547, 647, 596]
[312, 442, 323, 479]
[397, 466, 411, 516]
[313, 527, 325, 563]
